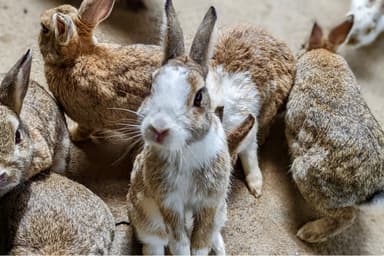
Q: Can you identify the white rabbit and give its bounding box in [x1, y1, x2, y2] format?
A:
[347, 0, 384, 47]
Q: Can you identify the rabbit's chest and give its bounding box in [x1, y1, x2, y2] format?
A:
[162, 167, 220, 210]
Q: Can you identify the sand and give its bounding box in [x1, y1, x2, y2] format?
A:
[0, 0, 384, 254]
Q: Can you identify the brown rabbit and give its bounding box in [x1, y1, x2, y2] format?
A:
[38, 0, 162, 142]
[0, 51, 115, 254]
[285, 16, 384, 243]
[206, 24, 295, 197]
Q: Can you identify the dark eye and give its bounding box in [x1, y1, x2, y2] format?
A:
[193, 88, 204, 107]
[15, 129, 22, 145]
[365, 27, 374, 35]
[41, 23, 49, 34]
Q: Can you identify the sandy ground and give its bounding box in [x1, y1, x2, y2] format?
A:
[1, 0, 384, 254]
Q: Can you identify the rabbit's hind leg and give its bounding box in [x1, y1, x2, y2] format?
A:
[297, 207, 356, 243]
[239, 131, 263, 198]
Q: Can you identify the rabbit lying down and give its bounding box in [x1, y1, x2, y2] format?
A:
[0, 51, 115, 254]
[286, 16, 384, 244]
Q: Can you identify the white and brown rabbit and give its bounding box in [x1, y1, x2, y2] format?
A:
[0, 51, 115, 254]
[206, 19, 295, 197]
[285, 16, 384, 243]
[38, 0, 162, 142]
[127, 2, 242, 255]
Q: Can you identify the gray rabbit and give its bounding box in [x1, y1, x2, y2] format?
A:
[285, 16, 384, 243]
[0, 51, 115, 254]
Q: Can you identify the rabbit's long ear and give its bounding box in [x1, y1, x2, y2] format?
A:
[161, 0, 185, 65]
[227, 114, 255, 156]
[328, 15, 354, 46]
[53, 13, 74, 45]
[0, 50, 32, 115]
[308, 22, 324, 50]
[190, 6, 217, 76]
[79, 0, 115, 25]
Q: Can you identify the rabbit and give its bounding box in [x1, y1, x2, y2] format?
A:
[0, 171, 115, 255]
[38, 0, 162, 142]
[285, 16, 384, 243]
[206, 24, 295, 197]
[347, 0, 384, 47]
[0, 51, 115, 254]
[126, 2, 253, 254]
[0, 50, 70, 198]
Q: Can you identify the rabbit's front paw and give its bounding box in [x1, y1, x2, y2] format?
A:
[70, 126, 92, 142]
[169, 237, 190, 255]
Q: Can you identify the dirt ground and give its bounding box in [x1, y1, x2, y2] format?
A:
[1, 0, 384, 254]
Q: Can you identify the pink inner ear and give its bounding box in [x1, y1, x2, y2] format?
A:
[79, 0, 115, 25]
[308, 23, 323, 49]
[56, 15, 66, 35]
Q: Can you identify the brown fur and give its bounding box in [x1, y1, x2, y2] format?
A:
[38, 1, 162, 142]
[0, 51, 69, 197]
[211, 25, 295, 143]
[285, 18, 384, 243]
[0, 172, 115, 254]
[0, 52, 115, 254]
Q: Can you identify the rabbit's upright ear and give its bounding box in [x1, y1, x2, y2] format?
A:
[308, 22, 324, 50]
[227, 114, 255, 156]
[328, 15, 354, 46]
[161, 0, 185, 65]
[79, 0, 115, 25]
[53, 13, 75, 45]
[190, 6, 217, 76]
[0, 50, 32, 115]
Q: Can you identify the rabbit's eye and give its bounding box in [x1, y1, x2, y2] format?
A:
[15, 129, 22, 145]
[41, 23, 49, 34]
[193, 88, 205, 107]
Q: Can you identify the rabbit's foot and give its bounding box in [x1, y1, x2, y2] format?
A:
[70, 126, 92, 142]
[297, 207, 356, 243]
[246, 171, 263, 198]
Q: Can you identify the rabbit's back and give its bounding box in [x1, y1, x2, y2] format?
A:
[211, 25, 295, 141]
[22, 81, 68, 150]
[286, 49, 384, 208]
[45, 44, 162, 131]
[1, 172, 114, 255]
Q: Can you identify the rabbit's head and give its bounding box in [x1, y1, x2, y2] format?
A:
[0, 50, 33, 197]
[138, 0, 217, 152]
[304, 16, 354, 53]
[347, 0, 384, 47]
[39, 0, 115, 65]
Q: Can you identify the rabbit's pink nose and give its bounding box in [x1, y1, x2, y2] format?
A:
[150, 127, 170, 143]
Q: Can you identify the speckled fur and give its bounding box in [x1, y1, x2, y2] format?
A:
[0, 52, 115, 254]
[285, 19, 384, 243]
[38, 1, 162, 141]
[128, 3, 232, 255]
[0, 51, 69, 197]
[0, 172, 115, 255]
[210, 25, 295, 143]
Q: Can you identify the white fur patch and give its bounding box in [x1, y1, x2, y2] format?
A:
[140, 65, 193, 151]
[206, 65, 260, 151]
[51, 135, 70, 173]
[347, 0, 384, 47]
[192, 248, 209, 255]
